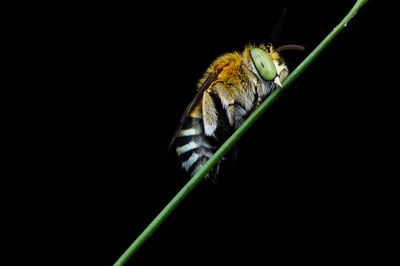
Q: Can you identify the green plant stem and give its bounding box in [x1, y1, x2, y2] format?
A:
[113, 1, 368, 265]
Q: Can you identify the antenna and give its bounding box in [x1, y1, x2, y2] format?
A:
[276, 44, 305, 53]
[268, 8, 287, 47]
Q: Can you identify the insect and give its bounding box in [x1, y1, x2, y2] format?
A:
[169, 13, 303, 181]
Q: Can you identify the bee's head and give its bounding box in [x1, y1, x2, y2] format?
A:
[246, 43, 304, 87]
[245, 44, 289, 87]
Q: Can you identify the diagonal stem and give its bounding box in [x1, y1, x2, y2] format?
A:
[113, 1, 368, 265]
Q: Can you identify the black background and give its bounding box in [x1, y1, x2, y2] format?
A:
[6, 0, 399, 265]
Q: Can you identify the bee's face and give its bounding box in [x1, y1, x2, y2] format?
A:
[244, 45, 288, 88]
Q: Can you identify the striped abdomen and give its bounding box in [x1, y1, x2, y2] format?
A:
[175, 108, 219, 178]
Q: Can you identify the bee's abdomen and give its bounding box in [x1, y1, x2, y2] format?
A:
[175, 116, 215, 177]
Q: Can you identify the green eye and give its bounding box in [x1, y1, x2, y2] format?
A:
[250, 48, 277, 81]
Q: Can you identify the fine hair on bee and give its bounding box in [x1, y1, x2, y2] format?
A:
[169, 10, 304, 182]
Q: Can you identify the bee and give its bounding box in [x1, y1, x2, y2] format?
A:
[169, 14, 303, 181]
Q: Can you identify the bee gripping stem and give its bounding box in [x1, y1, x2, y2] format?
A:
[113, 1, 368, 265]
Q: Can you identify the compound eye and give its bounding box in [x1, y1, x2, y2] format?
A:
[250, 48, 277, 81]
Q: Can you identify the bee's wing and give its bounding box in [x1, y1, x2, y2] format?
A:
[168, 69, 222, 150]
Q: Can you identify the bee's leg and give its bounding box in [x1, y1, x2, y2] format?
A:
[213, 83, 236, 126]
[256, 80, 265, 107]
[206, 161, 220, 184]
[202, 90, 218, 136]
